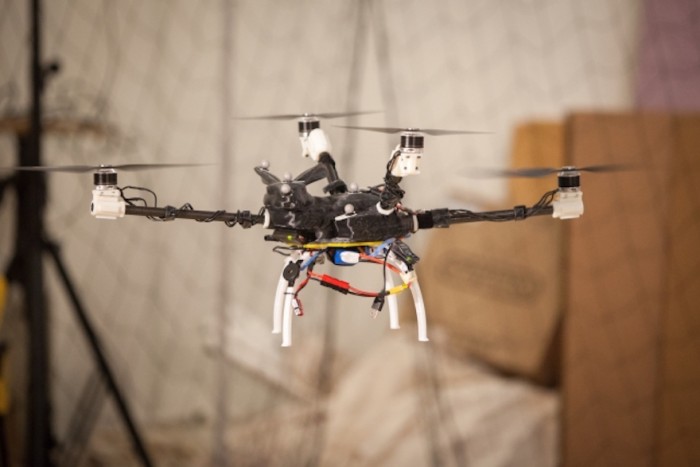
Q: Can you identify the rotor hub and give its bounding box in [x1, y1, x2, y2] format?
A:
[298, 117, 320, 137]
[399, 132, 424, 150]
[557, 167, 581, 190]
[93, 166, 118, 187]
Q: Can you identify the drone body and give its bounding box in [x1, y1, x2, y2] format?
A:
[251, 119, 429, 345]
[256, 163, 416, 245]
[11, 111, 605, 346]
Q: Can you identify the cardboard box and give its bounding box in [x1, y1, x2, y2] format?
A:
[563, 113, 700, 467]
[418, 122, 565, 385]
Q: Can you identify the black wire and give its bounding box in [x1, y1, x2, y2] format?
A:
[529, 189, 558, 216]
[118, 185, 259, 227]
[449, 189, 558, 222]
[119, 185, 158, 207]
[195, 209, 225, 223]
[380, 243, 391, 297]
[272, 246, 297, 257]
[385, 149, 401, 173]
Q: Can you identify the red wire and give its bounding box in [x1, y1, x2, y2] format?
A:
[306, 270, 379, 297]
[298, 251, 409, 300]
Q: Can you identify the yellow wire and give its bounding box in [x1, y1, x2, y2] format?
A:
[301, 241, 383, 249]
[386, 284, 409, 295]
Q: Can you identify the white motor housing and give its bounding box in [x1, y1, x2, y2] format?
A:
[91, 187, 126, 219]
[300, 128, 332, 162]
[552, 190, 584, 219]
[389, 131, 425, 177]
[390, 147, 422, 177]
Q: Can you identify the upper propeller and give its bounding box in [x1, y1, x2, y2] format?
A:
[237, 110, 381, 137]
[236, 110, 380, 121]
[335, 125, 489, 136]
[337, 125, 489, 162]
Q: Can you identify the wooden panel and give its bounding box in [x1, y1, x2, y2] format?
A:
[564, 113, 673, 467]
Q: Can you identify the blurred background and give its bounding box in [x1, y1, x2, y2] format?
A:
[0, 0, 698, 465]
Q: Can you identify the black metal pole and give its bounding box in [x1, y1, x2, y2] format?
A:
[10, 2, 153, 464]
[43, 241, 153, 467]
[25, 0, 51, 464]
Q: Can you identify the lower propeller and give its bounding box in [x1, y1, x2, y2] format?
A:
[468, 164, 633, 178]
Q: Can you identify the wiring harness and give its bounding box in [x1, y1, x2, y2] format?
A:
[118, 185, 264, 228]
[272, 239, 415, 317]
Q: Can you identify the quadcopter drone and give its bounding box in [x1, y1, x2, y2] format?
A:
[11, 111, 621, 347]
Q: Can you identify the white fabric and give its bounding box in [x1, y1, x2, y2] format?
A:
[320, 331, 559, 467]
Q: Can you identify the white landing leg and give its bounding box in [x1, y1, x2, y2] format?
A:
[273, 257, 294, 334]
[410, 278, 428, 342]
[281, 286, 294, 347]
[385, 273, 400, 330]
[387, 252, 428, 342]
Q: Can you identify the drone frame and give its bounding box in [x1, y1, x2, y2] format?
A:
[13, 115, 590, 347]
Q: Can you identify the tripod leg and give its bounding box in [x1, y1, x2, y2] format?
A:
[43, 240, 153, 467]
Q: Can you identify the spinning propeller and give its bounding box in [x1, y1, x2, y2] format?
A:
[338, 125, 489, 163]
[0, 163, 209, 189]
[336, 125, 489, 177]
[5, 163, 207, 173]
[236, 110, 380, 121]
[469, 164, 632, 179]
[335, 125, 488, 136]
[238, 111, 381, 137]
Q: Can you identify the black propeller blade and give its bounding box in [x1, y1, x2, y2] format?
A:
[236, 110, 380, 121]
[335, 125, 489, 136]
[1, 163, 209, 173]
[468, 164, 634, 178]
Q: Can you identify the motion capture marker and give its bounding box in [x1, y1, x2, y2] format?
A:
[283, 172, 292, 182]
[93, 168, 118, 187]
[261, 160, 270, 169]
[280, 183, 292, 195]
[348, 182, 359, 193]
[344, 204, 355, 215]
